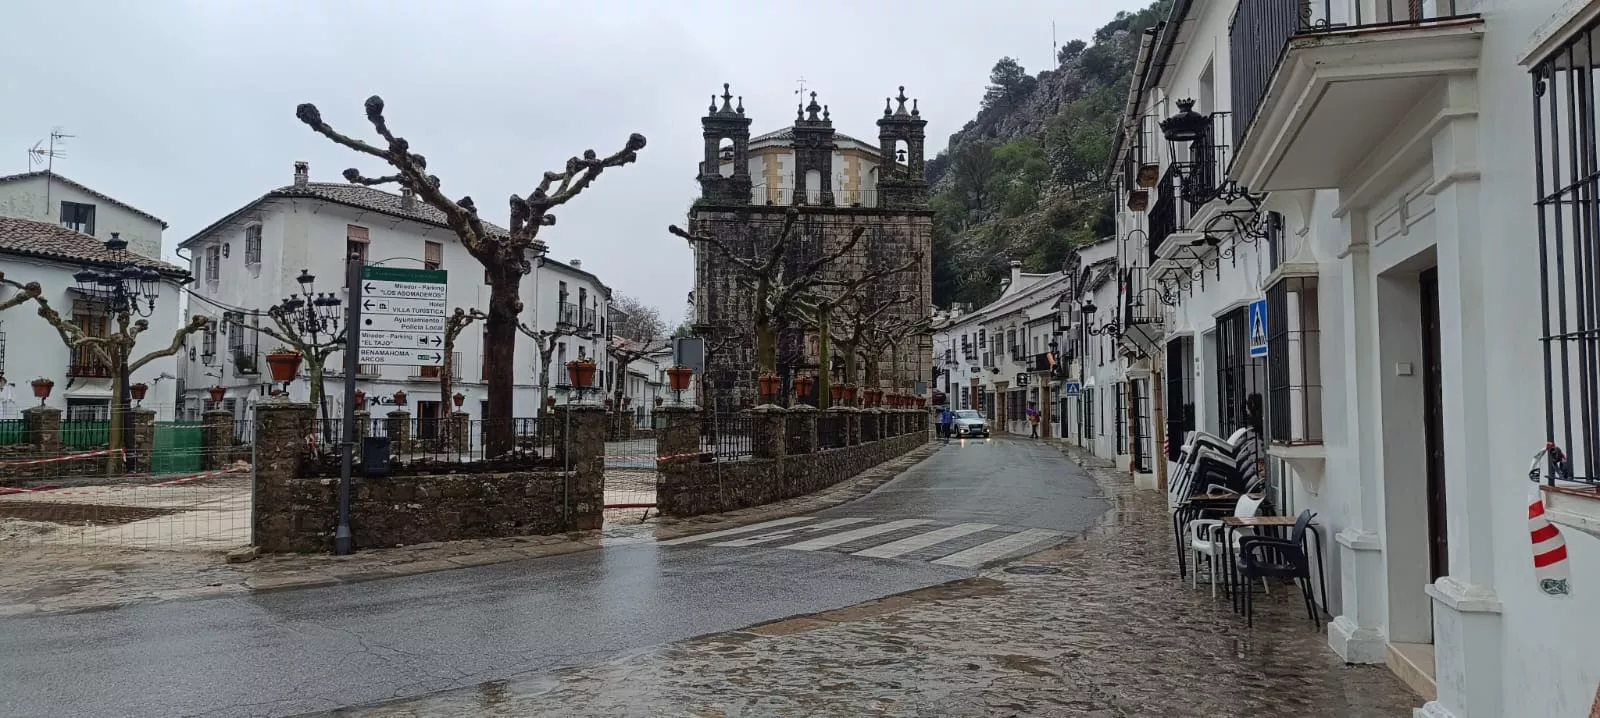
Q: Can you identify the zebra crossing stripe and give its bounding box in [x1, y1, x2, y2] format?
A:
[659, 516, 816, 546]
[713, 518, 873, 547]
[931, 528, 1063, 568]
[781, 519, 934, 551]
[851, 523, 998, 559]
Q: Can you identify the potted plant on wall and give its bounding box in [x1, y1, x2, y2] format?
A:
[566, 350, 598, 389]
[129, 382, 149, 407]
[757, 374, 782, 403]
[30, 377, 53, 406]
[266, 347, 303, 383]
[1127, 189, 1150, 212]
[1137, 163, 1160, 188]
[452, 392, 465, 408]
[392, 390, 407, 407]
[208, 385, 226, 403]
[354, 389, 366, 410]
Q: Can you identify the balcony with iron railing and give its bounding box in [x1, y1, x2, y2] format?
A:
[1146, 165, 1191, 264]
[752, 186, 879, 208]
[67, 352, 113, 379]
[1227, 0, 1483, 192]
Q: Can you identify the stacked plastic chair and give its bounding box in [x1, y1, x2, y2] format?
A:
[1169, 428, 1265, 579]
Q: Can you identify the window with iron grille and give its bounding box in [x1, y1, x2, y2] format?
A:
[1114, 381, 1126, 453]
[244, 224, 263, 265]
[1215, 307, 1266, 436]
[1165, 336, 1195, 461]
[1533, 23, 1600, 483]
[1131, 378, 1153, 473]
[228, 315, 260, 375]
[1081, 386, 1095, 440]
[1266, 275, 1322, 445]
[205, 245, 221, 283]
[424, 241, 443, 271]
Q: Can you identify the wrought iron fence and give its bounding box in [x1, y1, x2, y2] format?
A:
[816, 412, 845, 449]
[703, 413, 754, 460]
[299, 417, 561, 477]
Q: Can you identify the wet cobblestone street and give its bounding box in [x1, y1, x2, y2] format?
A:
[333, 447, 1420, 717]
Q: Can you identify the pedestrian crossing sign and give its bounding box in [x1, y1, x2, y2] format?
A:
[1248, 298, 1268, 358]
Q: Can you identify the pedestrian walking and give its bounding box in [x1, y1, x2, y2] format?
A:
[938, 405, 954, 443]
[1026, 402, 1041, 439]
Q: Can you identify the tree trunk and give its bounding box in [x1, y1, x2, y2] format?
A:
[840, 342, 858, 385]
[484, 278, 521, 456]
[106, 347, 126, 475]
[754, 280, 776, 374]
[817, 310, 831, 409]
[537, 345, 554, 419]
[439, 352, 454, 450]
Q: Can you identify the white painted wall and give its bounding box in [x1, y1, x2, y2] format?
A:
[0, 174, 164, 259]
[182, 186, 613, 422]
[0, 253, 183, 419]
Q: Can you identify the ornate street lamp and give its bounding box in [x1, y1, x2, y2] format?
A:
[267, 269, 343, 397]
[69, 233, 170, 471]
[1080, 301, 1122, 339]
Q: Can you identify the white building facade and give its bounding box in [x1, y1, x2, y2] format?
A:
[0, 217, 186, 419]
[1104, 1, 1600, 715]
[179, 162, 614, 424]
[0, 171, 166, 260]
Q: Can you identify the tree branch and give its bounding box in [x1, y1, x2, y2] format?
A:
[130, 315, 210, 372]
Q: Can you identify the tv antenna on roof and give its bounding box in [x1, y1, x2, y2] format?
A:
[27, 128, 73, 207]
[794, 77, 806, 97]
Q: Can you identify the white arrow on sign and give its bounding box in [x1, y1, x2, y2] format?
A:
[361, 331, 445, 349]
[363, 281, 447, 300]
[357, 346, 445, 366]
[361, 296, 447, 314]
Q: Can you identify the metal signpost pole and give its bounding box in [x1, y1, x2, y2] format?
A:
[334, 255, 362, 556]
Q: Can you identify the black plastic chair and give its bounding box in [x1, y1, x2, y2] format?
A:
[1236, 509, 1318, 628]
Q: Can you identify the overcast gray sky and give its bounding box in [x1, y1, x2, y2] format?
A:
[0, 0, 1147, 318]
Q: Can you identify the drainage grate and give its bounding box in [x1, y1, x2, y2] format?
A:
[1002, 564, 1063, 575]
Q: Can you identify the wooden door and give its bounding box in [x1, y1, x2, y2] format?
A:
[1420, 268, 1449, 580]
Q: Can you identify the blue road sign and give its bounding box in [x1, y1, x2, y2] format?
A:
[1248, 298, 1268, 358]
[1064, 381, 1082, 398]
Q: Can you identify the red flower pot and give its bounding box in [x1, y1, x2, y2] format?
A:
[546, 395, 557, 408]
[757, 374, 781, 402]
[30, 378, 53, 406]
[452, 392, 465, 408]
[793, 375, 814, 402]
[666, 365, 693, 392]
[567, 360, 597, 388]
[392, 390, 407, 407]
[354, 389, 366, 409]
[129, 382, 148, 403]
[266, 350, 303, 383]
[829, 382, 845, 403]
[842, 384, 858, 404]
[208, 386, 225, 403]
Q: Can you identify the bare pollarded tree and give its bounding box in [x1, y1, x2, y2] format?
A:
[296, 96, 645, 455]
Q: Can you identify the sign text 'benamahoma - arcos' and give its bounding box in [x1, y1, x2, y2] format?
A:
[356, 266, 448, 366]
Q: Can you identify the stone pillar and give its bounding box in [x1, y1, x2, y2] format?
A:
[253, 401, 317, 553]
[129, 409, 156, 474]
[749, 406, 788, 460]
[859, 408, 881, 443]
[842, 407, 862, 446]
[552, 404, 607, 530]
[450, 412, 470, 454]
[656, 405, 702, 517]
[201, 409, 234, 470]
[386, 410, 411, 455]
[353, 409, 371, 462]
[24, 406, 61, 455]
[786, 405, 817, 455]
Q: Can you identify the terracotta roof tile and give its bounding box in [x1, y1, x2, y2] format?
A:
[0, 217, 185, 275]
[0, 171, 167, 228]
[269, 183, 510, 235]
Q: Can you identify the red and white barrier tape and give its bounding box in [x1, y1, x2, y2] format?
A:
[0, 448, 125, 467]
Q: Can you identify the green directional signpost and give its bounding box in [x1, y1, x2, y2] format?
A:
[335, 263, 448, 555]
[356, 266, 449, 367]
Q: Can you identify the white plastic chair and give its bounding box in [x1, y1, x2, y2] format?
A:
[1188, 492, 1269, 598]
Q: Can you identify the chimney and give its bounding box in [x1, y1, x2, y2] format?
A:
[400, 187, 415, 211]
[1009, 260, 1023, 289]
[293, 161, 309, 188]
[570, 258, 582, 269]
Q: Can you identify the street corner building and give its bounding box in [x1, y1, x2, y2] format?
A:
[1089, 1, 1600, 716]
[685, 84, 935, 410]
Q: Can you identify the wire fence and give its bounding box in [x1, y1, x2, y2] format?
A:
[817, 413, 846, 449]
[0, 420, 252, 552]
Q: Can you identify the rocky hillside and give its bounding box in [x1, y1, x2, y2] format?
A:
[928, 1, 1171, 309]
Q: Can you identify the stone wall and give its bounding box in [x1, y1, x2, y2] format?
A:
[692, 207, 934, 410]
[258, 471, 574, 553]
[658, 407, 928, 517]
[252, 401, 604, 553]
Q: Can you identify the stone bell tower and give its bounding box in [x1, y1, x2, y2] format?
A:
[790, 91, 837, 206]
[698, 83, 752, 205]
[876, 86, 929, 210]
